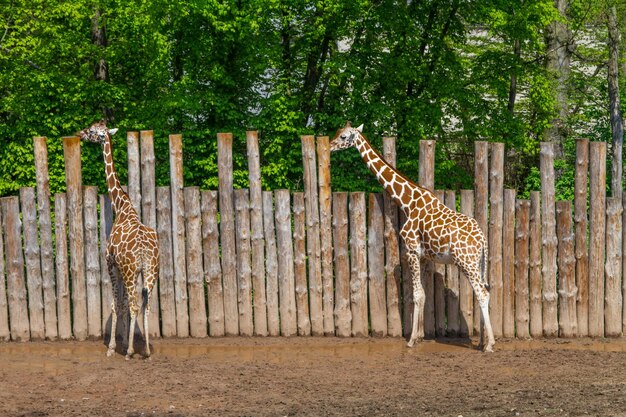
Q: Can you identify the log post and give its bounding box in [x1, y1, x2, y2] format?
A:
[247, 131, 268, 336]
[234, 188, 253, 336]
[557, 201, 577, 337]
[368, 193, 387, 337]
[515, 199, 531, 338]
[20, 187, 45, 340]
[529, 191, 543, 338]
[63, 136, 87, 340]
[605, 197, 622, 337]
[474, 141, 489, 334]
[575, 138, 589, 336]
[169, 134, 189, 337]
[489, 142, 504, 338]
[275, 190, 297, 336]
[317, 136, 335, 335]
[156, 186, 177, 337]
[83, 186, 101, 339]
[333, 192, 351, 337]
[350, 192, 368, 337]
[540, 142, 558, 337]
[589, 141, 606, 337]
[217, 133, 238, 336]
[54, 194, 72, 340]
[33, 136, 57, 340]
[263, 191, 280, 336]
[201, 190, 225, 337]
[382, 137, 403, 337]
[502, 189, 516, 338]
[293, 192, 312, 336]
[0, 205, 8, 341]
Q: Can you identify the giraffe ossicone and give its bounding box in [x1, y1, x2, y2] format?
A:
[329, 121, 495, 352]
[79, 120, 160, 360]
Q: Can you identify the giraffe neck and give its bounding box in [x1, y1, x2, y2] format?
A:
[102, 136, 134, 217]
[354, 134, 432, 214]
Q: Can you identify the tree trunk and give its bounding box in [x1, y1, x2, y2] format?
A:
[608, 4, 623, 199]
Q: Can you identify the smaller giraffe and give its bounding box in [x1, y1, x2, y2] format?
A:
[79, 121, 159, 359]
[329, 122, 495, 352]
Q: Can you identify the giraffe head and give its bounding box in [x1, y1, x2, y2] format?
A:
[78, 120, 118, 145]
[330, 121, 364, 151]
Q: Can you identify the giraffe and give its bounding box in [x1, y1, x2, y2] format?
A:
[329, 122, 495, 352]
[78, 120, 159, 359]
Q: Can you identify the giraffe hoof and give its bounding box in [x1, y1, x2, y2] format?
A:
[106, 348, 115, 357]
[483, 345, 494, 353]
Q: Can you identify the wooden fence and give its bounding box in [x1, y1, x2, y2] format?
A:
[0, 133, 623, 341]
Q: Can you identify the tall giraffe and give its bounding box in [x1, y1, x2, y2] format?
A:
[79, 121, 159, 359]
[330, 122, 495, 352]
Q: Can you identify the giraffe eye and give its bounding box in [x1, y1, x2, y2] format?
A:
[341, 134, 347, 139]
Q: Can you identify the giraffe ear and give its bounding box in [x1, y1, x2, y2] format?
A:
[108, 128, 119, 136]
[356, 124, 363, 132]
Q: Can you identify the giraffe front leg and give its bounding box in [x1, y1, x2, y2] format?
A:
[465, 268, 495, 352]
[406, 249, 425, 348]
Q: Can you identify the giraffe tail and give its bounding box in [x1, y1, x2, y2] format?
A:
[480, 244, 490, 291]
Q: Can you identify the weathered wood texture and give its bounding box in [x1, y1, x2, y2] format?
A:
[0, 205, 8, 341]
[502, 189, 516, 338]
[474, 141, 489, 335]
[515, 199, 531, 339]
[317, 136, 335, 335]
[275, 190, 297, 336]
[575, 138, 589, 336]
[201, 190, 225, 337]
[301, 136, 324, 335]
[382, 137, 403, 337]
[185, 187, 208, 338]
[2, 197, 30, 341]
[293, 193, 312, 336]
[247, 131, 268, 336]
[33, 136, 57, 340]
[350, 192, 368, 337]
[54, 194, 72, 340]
[156, 187, 177, 337]
[234, 189, 253, 337]
[556, 201, 577, 338]
[489, 142, 504, 338]
[529, 191, 543, 338]
[83, 186, 101, 339]
[63, 136, 88, 340]
[263, 191, 280, 336]
[333, 192, 351, 337]
[368, 193, 387, 337]
[127, 131, 142, 217]
[604, 197, 622, 337]
[540, 142, 559, 337]
[589, 141, 606, 337]
[169, 134, 189, 337]
[217, 133, 238, 336]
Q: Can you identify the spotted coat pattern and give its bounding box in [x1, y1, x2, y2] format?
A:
[79, 121, 159, 359]
[330, 123, 495, 352]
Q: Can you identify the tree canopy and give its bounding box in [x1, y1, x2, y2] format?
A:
[1, 0, 624, 198]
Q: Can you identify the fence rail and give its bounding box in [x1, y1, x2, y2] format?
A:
[0, 133, 624, 341]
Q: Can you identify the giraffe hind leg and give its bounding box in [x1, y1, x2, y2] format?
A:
[463, 265, 495, 352]
[406, 250, 425, 347]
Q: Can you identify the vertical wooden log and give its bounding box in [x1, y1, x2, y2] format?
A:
[434, 190, 446, 337]
[317, 136, 335, 335]
[169, 134, 189, 337]
[459, 190, 475, 337]
[333, 192, 351, 337]
[529, 191, 543, 338]
[217, 132, 238, 336]
[63, 136, 87, 340]
[156, 186, 177, 337]
[2, 197, 29, 341]
[234, 188, 253, 336]
[489, 142, 504, 338]
[33, 136, 57, 340]
[246, 131, 268, 336]
[83, 186, 101, 339]
[444, 191, 460, 336]
[140, 130, 159, 338]
[589, 141, 606, 337]
[382, 137, 403, 337]
[515, 199, 531, 339]
[474, 141, 489, 335]
[349, 192, 368, 337]
[100, 194, 113, 335]
[623, 193, 626, 335]
[293, 193, 311, 336]
[557, 201, 578, 337]
[275, 190, 297, 336]
[126, 131, 141, 217]
[502, 189, 516, 338]
[540, 142, 558, 337]
[19, 188, 45, 339]
[575, 138, 590, 336]
[201, 190, 225, 337]
[605, 197, 622, 337]
[0, 206, 8, 341]
[184, 187, 208, 338]
[263, 191, 280, 336]
[419, 140, 436, 338]
[368, 193, 387, 337]
[301, 135, 324, 336]
[54, 194, 72, 340]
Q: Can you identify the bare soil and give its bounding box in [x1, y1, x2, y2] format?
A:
[1, 337, 626, 416]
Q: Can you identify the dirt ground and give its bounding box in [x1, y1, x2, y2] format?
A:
[1, 337, 626, 417]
